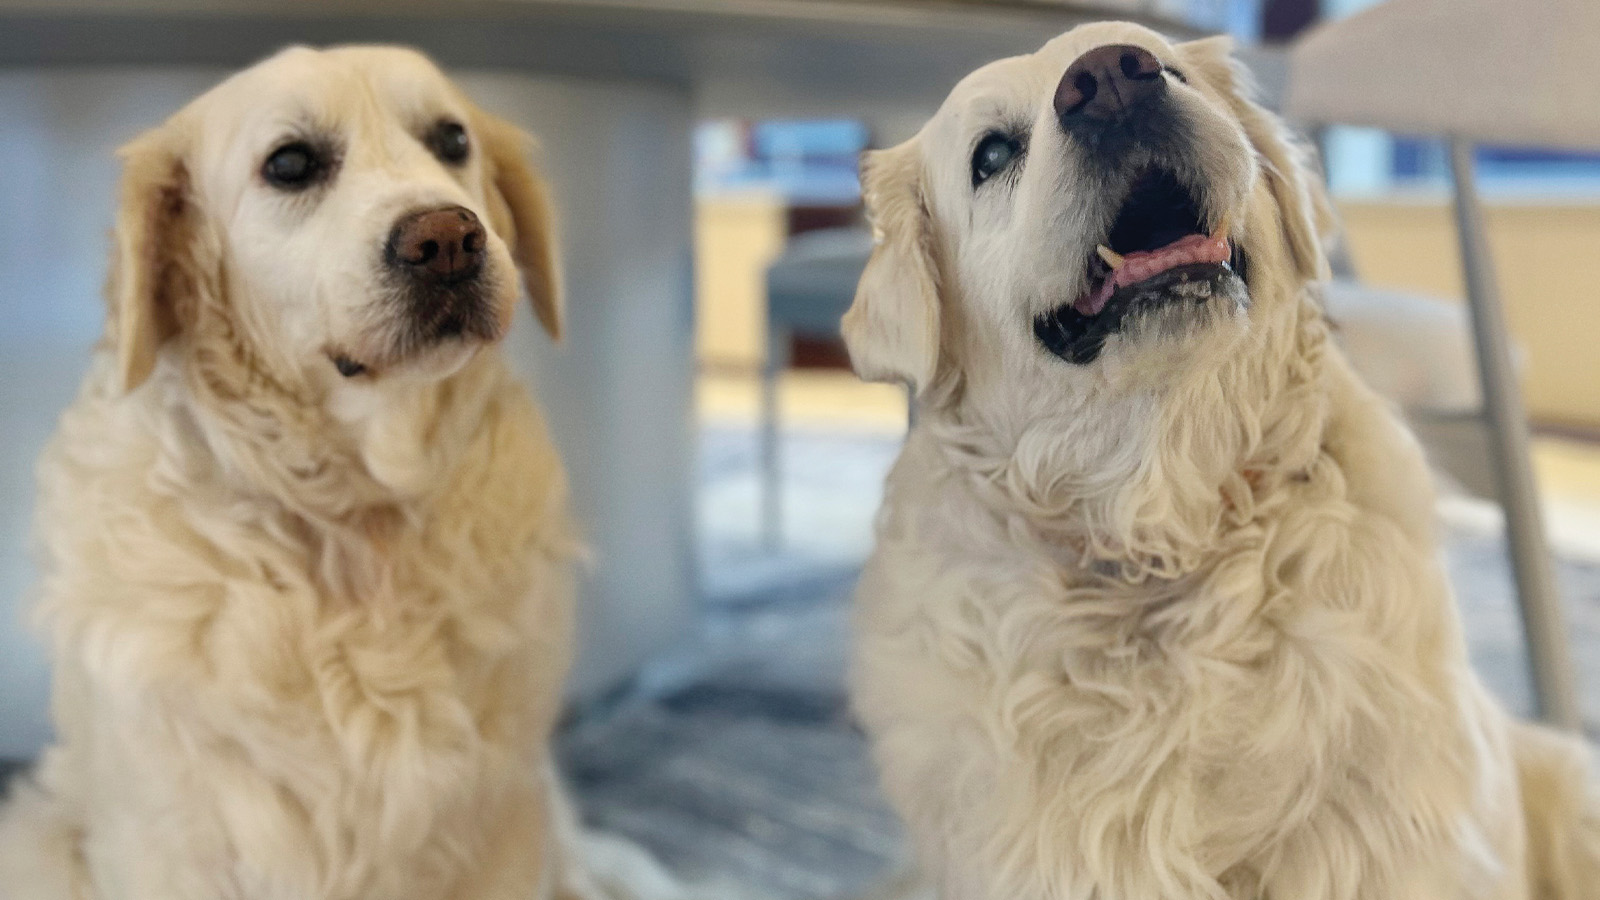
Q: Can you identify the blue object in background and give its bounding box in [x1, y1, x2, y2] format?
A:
[695, 119, 867, 205]
[1391, 137, 1600, 197]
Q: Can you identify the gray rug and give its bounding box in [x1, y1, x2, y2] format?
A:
[554, 424, 1600, 899]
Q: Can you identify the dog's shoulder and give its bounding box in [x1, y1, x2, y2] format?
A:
[1317, 346, 1439, 549]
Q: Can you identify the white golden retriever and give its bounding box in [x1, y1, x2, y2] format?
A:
[0, 46, 585, 900]
[845, 22, 1600, 900]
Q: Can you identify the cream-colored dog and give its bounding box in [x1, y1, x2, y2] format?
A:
[0, 46, 583, 900]
[846, 22, 1600, 900]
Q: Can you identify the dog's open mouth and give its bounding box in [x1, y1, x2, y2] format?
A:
[1035, 167, 1247, 365]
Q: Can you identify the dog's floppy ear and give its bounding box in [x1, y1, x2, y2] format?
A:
[1181, 36, 1332, 282]
[109, 124, 199, 394]
[474, 109, 565, 341]
[842, 140, 941, 392]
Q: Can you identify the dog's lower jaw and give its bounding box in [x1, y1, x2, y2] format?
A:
[1035, 263, 1248, 365]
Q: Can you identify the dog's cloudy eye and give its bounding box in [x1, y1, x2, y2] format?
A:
[262, 142, 323, 190]
[427, 120, 470, 165]
[972, 133, 1021, 187]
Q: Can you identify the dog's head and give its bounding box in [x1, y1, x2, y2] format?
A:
[844, 23, 1330, 413]
[108, 45, 562, 395]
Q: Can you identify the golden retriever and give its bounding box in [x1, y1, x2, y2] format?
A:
[845, 22, 1600, 900]
[0, 46, 584, 899]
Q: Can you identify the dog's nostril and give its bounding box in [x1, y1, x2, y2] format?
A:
[462, 232, 481, 253]
[331, 354, 367, 378]
[1075, 71, 1097, 104]
[418, 239, 440, 262]
[1120, 54, 1140, 77]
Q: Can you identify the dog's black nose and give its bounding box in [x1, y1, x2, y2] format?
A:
[386, 206, 485, 284]
[1054, 44, 1166, 127]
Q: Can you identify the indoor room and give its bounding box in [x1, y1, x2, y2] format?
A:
[1, 1, 1597, 897]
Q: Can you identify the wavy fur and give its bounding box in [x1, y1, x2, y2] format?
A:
[0, 46, 584, 900]
[848, 23, 1600, 900]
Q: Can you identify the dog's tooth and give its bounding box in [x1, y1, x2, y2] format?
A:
[1210, 213, 1231, 242]
[1096, 245, 1125, 270]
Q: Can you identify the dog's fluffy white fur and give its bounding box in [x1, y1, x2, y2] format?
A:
[846, 23, 1600, 900]
[0, 46, 585, 899]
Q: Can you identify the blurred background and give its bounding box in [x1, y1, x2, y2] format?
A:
[1, 1, 1598, 896]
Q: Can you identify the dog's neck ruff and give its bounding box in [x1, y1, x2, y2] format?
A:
[925, 290, 1333, 584]
[128, 300, 528, 604]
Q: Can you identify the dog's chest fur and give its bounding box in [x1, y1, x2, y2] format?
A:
[30, 357, 576, 899]
[852, 428, 1510, 900]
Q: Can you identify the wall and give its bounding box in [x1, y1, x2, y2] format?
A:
[694, 193, 787, 372]
[1339, 199, 1600, 429]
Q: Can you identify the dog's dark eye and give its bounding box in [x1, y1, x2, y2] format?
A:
[972, 133, 1022, 187]
[1164, 66, 1188, 84]
[262, 142, 324, 190]
[426, 120, 470, 165]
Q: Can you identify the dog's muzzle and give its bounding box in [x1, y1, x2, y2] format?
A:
[1033, 44, 1247, 366]
[1054, 44, 1171, 162]
[330, 206, 504, 378]
[382, 205, 501, 346]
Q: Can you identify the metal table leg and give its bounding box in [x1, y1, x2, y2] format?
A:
[1449, 137, 1582, 730]
[759, 327, 788, 551]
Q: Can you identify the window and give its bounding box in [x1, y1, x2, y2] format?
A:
[1327, 131, 1600, 199]
[695, 119, 868, 205]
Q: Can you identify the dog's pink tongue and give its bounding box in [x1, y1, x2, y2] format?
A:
[1074, 232, 1230, 316]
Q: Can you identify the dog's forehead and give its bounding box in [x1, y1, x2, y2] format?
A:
[319, 45, 464, 109]
[1035, 21, 1178, 66]
[924, 55, 1040, 149]
[941, 55, 1038, 113]
[192, 44, 461, 134]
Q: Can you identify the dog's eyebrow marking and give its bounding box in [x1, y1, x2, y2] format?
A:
[262, 99, 338, 139]
[259, 103, 342, 158]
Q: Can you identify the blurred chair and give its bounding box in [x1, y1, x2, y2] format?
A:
[1289, 0, 1599, 730]
[760, 227, 875, 548]
[1320, 280, 1498, 499]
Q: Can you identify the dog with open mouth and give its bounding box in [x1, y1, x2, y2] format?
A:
[845, 22, 1600, 900]
[0, 46, 589, 900]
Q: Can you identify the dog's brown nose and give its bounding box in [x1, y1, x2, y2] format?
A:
[386, 206, 485, 283]
[1054, 44, 1166, 124]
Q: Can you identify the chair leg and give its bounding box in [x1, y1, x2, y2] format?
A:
[759, 330, 788, 551]
[1449, 138, 1582, 731]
